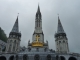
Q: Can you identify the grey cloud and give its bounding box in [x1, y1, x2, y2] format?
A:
[0, 0, 80, 53]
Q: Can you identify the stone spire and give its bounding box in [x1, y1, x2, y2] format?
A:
[57, 16, 64, 33]
[36, 4, 41, 20]
[37, 4, 40, 13]
[55, 16, 69, 53]
[11, 16, 19, 33]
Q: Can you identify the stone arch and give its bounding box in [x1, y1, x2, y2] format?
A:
[68, 57, 77, 60]
[34, 54, 40, 60]
[0, 56, 6, 60]
[23, 54, 28, 60]
[60, 56, 65, 60]
[9, 56, 14, 60]
[46, 54, 51, 60]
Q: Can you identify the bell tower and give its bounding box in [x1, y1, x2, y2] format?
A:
[32, 5, 44, 47]
[55, 16, 69, 53]
[6, 16, 21, 53]
[28, 5, 48, 51]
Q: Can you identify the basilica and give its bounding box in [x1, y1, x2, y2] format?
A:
[0, 5, 80, 60]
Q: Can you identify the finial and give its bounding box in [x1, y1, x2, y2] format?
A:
[17, 13, 19, 17]
[57, 14, 60, 20]
[37, 3, 40, 12]
[58, 13, 59, 17]
[16, 13, 19, 20]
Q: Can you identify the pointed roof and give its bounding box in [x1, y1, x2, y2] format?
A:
[11, 16, 19, 33]
[57, 16, 64, 33]
[37, 4, 40, 13]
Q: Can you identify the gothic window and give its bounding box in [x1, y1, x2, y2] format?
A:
[34, 54, 40, 60]
[37, 21, 38, 27]
[23, 54, 28, 60]
[39, 21, 40, 27]
[46, 54, 51, 60]
[16, 43, 18, 51]
[38, 14, 39, 19]
[13, 40, 16, 51]
[63, 41, 65, 43]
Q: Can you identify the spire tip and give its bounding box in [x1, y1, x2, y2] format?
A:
[17, 13, 19, 17]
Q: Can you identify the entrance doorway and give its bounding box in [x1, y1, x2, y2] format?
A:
[0, 56, 6, 60]
[69, 57, 77, 60]
[60, 56, 65, 60]
[9, 56, 14, 60]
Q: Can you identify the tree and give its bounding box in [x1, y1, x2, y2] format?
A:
[0, 27, 7, 42]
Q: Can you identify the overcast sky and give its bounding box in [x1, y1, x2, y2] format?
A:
[0, 0, 80, 53]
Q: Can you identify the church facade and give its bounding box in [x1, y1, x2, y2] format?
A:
[0, 5, 80, 60]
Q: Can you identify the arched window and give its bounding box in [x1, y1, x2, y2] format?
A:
[47, 54, 51, 60]
[23, 54, 28, 60]
[60, 56, 65, 60]
[34, 54, 40, 60]
[68, 57, 77, 60]
[9, 56, 14, 60]
[13, 40, 16, 51]
[0, 56, 6, 60]
[63, 41, 65, 43]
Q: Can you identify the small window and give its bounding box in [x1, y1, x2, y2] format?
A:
[59, 41, 61, 43]
[63, 41, 65, 43]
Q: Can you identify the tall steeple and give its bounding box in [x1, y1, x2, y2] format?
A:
[35, 5, 42, 29]
[11, 16, 19, 33]
[37, 4, 40, 13]
[36, 4, 41, 20]
[57, 16, 64, 33]
[6, 15, 21, 53]
[29, 5, 46, 48]
[54, 16, 69, 53]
